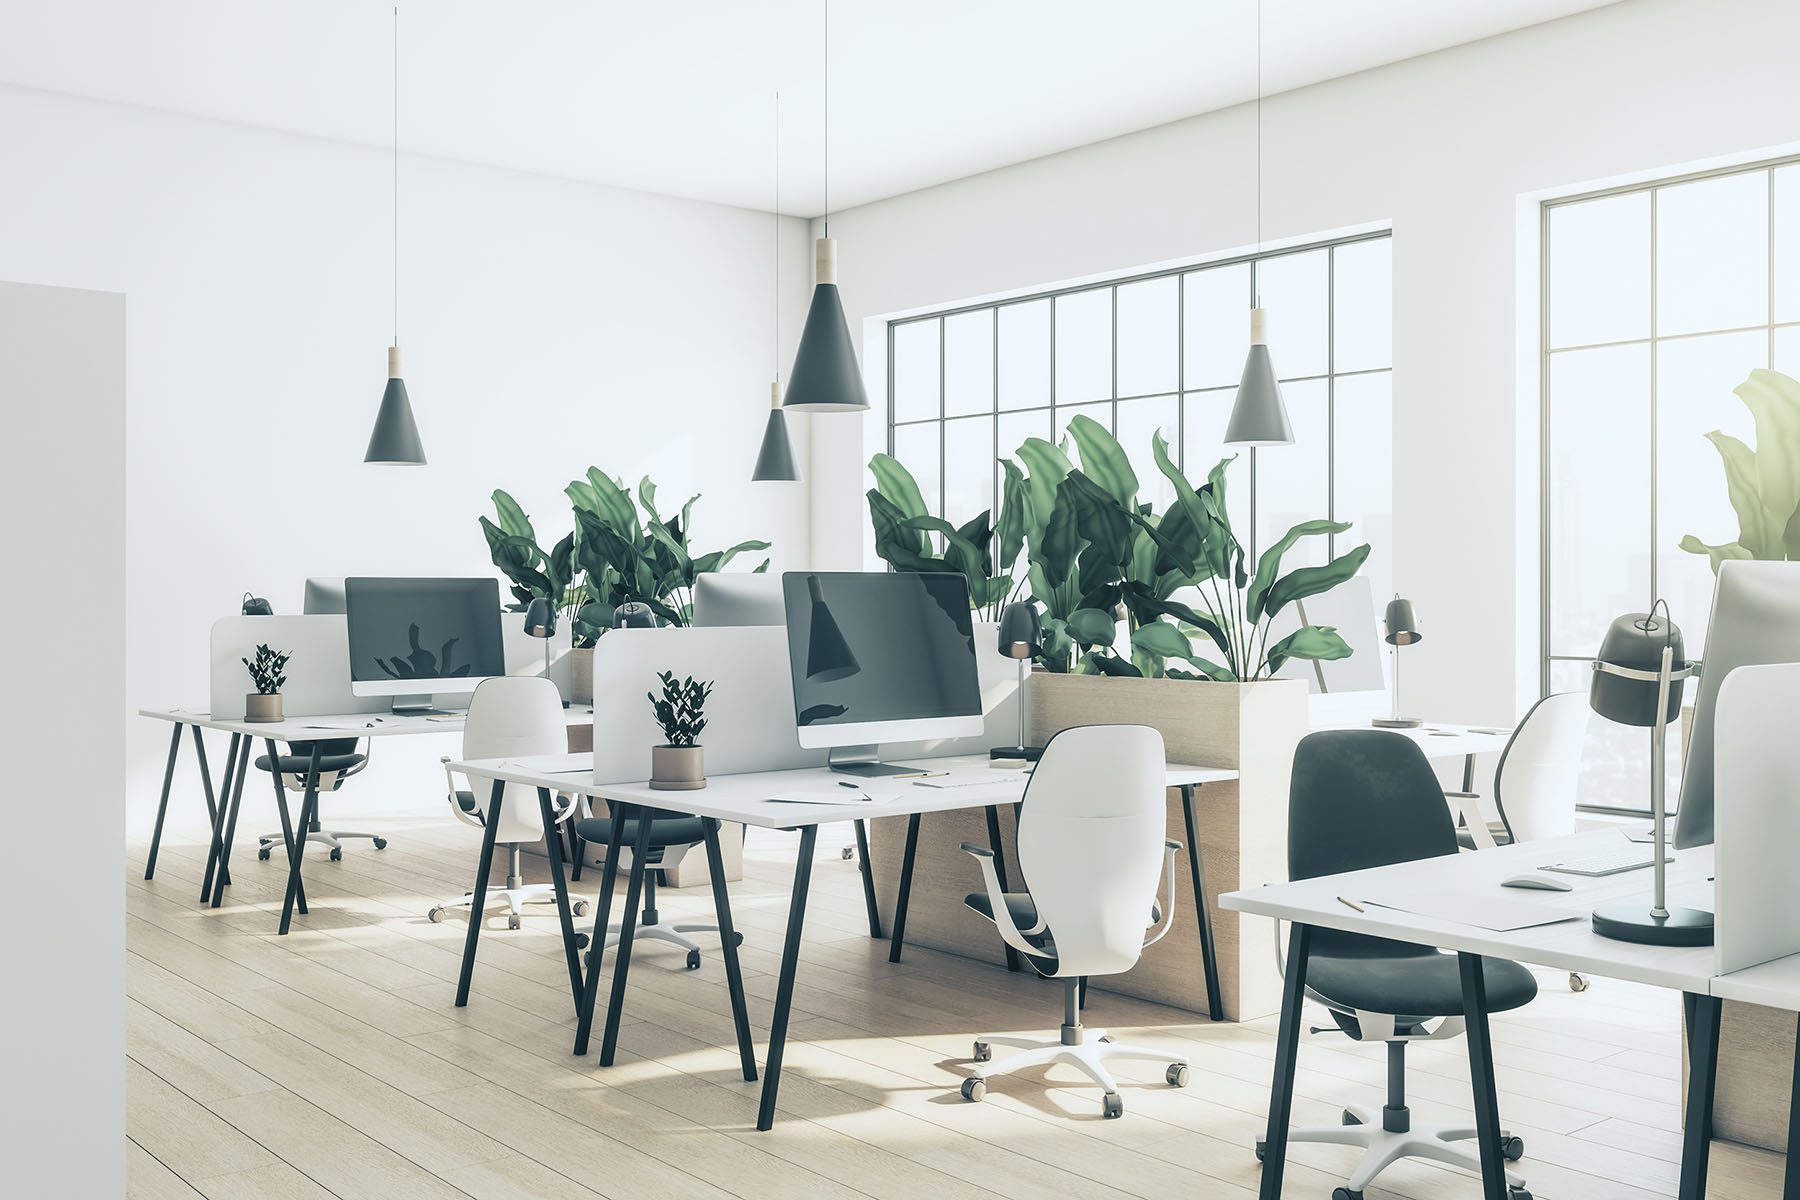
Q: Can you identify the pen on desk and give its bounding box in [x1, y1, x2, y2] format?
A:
[1337, 895, 1365, 913]
[837, 780, 861, 788]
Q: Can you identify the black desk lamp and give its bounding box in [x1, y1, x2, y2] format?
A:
[990, 602, 1043, 763]
[1589, 604, 1709, 945]
[523, 596, 562, 704]
[612, 601, 656, 629]
[1372, 594, 1422, 729]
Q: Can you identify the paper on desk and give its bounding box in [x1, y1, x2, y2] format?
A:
[765, 790, 874, 805]
[497, 753, 591, 775]
[1359, 889, 1584, 932]
[298, 718, 379, 730]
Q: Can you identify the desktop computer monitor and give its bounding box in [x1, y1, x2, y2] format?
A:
[692, 573, 786, 627]
[1674, 560, 1800, 849]
[781, 571, 983, 776]
[303, 577, 346, 614]
[344, 577, 506, 714]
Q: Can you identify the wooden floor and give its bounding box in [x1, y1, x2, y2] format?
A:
[125, 812, 1785, 1200]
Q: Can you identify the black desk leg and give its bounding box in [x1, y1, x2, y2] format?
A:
[703, 817, 757, 1082]
[887, 813, 922, 964]
[275, 743, 321, 931]
[211, 737, 252, 909]
[262, 739, 307, 915]
[1259, 922, 1311, 1200]
[758, 823, 819, 1132]
[984, 805, 1022, 973]
[599, 815, 657, 1067]
[453, 778, 505, 1004]
[144, 724, 184, 880]
[565, 818, 585, 883]
[537, 788, 585, 1012]
[854, 819, 883, 939]
[201, 733, 242, 902]
[1680, 991, 1722, 1200]
[194, 727, 224, 886]
[573, 804, 629, 1056]
[1458, 952, 1509, 1200]
[1180, 785, 1226, 1022]
[1785, 1012, 1800, 1200]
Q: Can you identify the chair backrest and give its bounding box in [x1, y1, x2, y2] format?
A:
[1290, 730, 1457, 882]
[1014, 724, 1167, 978]
[1492, 691, 1589, 843]
[462, 676, 568, 844]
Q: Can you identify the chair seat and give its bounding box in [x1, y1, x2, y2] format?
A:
[455, 789, 478, 814]
[256, 752, 366, 776]
[575, 814, 706, 849]
[1307, 943, 1538, 1020]
[964, 891, 1161, 946]
[1455, 824, 1514, 851]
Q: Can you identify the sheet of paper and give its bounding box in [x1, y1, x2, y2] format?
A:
[765, 791, 874, 805]
[1359, 889, 1585, 932]
[297, 718, 380, 730]
[497, 753, 591, 775]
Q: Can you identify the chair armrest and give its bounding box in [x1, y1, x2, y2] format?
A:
[1446, 790, 1498, 850]
[1143, 840, 1181, 948]
[961, 842, 1045, 957]
[439, 756, 486, 829]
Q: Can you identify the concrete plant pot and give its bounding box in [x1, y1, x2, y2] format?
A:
[244, 692, 284, 723]
[649, 744, 706, 791]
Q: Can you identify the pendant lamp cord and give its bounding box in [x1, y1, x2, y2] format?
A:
[393, 4, 399, 347]
[774, 90, 781, 383]
[822, 0, 829, 238]
[1254, 0, 1262, 305]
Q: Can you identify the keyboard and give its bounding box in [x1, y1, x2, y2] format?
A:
[1540, 848, 1674, 877]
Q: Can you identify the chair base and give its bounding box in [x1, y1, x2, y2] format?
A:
[257, 829, 387, 860]
[1258, 1103, 1528, 1197]
[428, 883, 590, 931]
[962, 1026, 1190, 1119]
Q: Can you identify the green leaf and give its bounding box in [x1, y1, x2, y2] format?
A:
[1064, 413, 1138, 506]
[868, 491, 944, 573]
[869, 453, 931, 519]
[1677, 534, 1755, 574]
[1262, 543, 1372, 620]
[1066, 606, 1119, 647]
[1016, 437, 1074, 533]
[1062, 472, 1134, 587]
[1130, 620, 1238, 680]
[997, 458, 1028, 572]
[1247, 519, 1352, 620]
[1034, 490, 1082, 589]
[1265, 625, 1354, 674]
[490, 489, 536, 540]
[690, 540, 771, 576]
[1735, 369, 1800, 558]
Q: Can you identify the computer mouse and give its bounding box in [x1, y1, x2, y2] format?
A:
[1501, 872, 1573, 892]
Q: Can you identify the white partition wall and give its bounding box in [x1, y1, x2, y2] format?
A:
[0, 281, 126, 1196]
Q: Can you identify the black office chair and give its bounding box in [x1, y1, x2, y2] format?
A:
[574, 803, 731, 970]
[1256, 730, 1536, 1200]
[252, 738, 387, 862]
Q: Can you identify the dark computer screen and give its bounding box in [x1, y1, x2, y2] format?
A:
[782, 571, 981, 729]
[344, 577, 506, 685]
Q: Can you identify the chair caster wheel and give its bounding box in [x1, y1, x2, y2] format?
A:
[329, 847, 342, 862]
[1166, 1063, 1189, 1088]
[733, 932, 744, 947]
[1508, 1189, 1532, 1200]
[841, 846, 854, 860]
[973, 1041, 991, 1063]
[1332, 1189, 1364, 1200]
[1253, 1139, 1265, 1163]
[686, 950, 702, 970]
[427, 906, 446, 923]
[1569, 972, 1589, 992]
[1101, 1093, 1124, 1119]
[373, 837, 388, 850]
[575, 932, 589, 950]
[1342, 1108, 1362, 1125]
[572, 900, 589, 917]
[961, 1077, 986, 1102]
[508, 914, 521, 931]
[258, 847, 271, 861]
[1503, 1135, 1525, 1161]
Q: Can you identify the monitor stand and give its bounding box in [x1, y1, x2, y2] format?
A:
[390, 695, 454, 717]
[828, 745, 937, 779]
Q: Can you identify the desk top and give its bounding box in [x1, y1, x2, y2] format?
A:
[1220, 828, 1718, 993]
[1713, 954, 1800, 1011]
[140, 706, 596, 739]
[1307, 719, 1512, 761]
[449, 752, 1237, 830]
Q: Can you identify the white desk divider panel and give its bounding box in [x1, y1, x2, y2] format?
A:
[1712, 661, 1800, 974]
[209, 615, 387, 721]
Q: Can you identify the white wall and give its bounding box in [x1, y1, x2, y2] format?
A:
[0, 84, 814, 832]
[809, 0, 1800, 727]
[1, 281, 126, 1195]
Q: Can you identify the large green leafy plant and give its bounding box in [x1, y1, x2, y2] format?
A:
[1679, 369, 1800, 572]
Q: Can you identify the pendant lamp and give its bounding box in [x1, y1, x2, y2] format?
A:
[755, 93, 802, 480]
[1224, 0, 1293, 449]
[365, 5, 426, 465]
[782, 0, 868, 413]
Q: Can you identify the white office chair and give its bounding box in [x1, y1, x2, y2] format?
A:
[252, 738, 387, 862]
[958, 724, 1191, 1119]
[431, 677, 589, 930]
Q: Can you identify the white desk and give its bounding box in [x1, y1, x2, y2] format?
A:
[138, 706, 595, 932]
[1310, 718, 1513, 790]
[452, 751, 1235, 1132]
[1220, 829, 1720, 1200]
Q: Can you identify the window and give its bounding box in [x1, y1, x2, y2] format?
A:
[884, 231, 1394, 600]
[1540, 154, 1800, 813]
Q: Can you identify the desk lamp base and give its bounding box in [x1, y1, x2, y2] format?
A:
[1591, 903, 1714, 947]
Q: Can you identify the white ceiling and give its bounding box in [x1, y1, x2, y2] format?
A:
[0, 0, 1619, 215]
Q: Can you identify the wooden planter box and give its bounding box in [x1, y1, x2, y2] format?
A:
[868, 671, 1306, 1021]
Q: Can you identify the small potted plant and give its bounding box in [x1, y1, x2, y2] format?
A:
[243, 643, 291, 723]
[647, 670, 712, 790]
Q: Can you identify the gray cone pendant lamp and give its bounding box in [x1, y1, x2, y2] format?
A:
[365, 5, 426, 465]
[1224, 0, 1293, 450]
[755, 92, 802, 481]
[782, 0, 868, 413]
